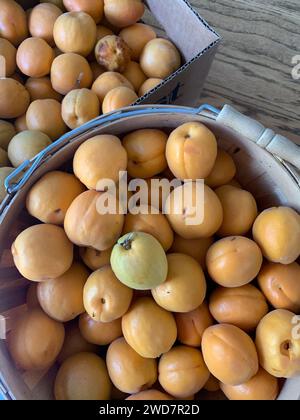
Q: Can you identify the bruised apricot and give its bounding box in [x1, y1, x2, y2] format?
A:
[107, 338, 157, 394]
[95, 35, 131, 72]
[258, 261, 300, 313]
[79, 312, 122, 345]
[206, 236, 263, 287]
[63, 0, 104, 23]
[122, 297, 177, 358]
[170, 235, 214, 270]
[83, 265, 133, 322]
[73, 134, 127, 189]
[158, 346, 209, 399]
[92, 71, 133, 104]
[64, 190, 124, 251]
[175, 302, 214, 347]
[29, 3, 62, 46]
[0, 78, 30, 119]
[12, 224, 73, 282]
[62, 88, 100, 129]
[209, 285, 268, 332]
[139, 78, 163, 97]
[202, 324, 259, 386]
[104, 0, 145, 28]
[9, 308, 65, 371]
[0, 38, 16, 76]
[152, 254, 207, 313]
[54, 352, 111, 400]
[102, 85, 138, 113]
[166, 122, 217, 180]
[0, 0, 28, 46]
[120, 23, 156, 61]
[206, 149, 236, 188]
[51, 53, 93, 95]
[25, 77, 63, 101]
[253, 207, 300, 264]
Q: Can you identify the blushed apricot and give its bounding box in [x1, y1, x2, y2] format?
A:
[216, 185, 258, 237]
[95, 35, 131, 72]
[102, 86, 138, 113]
[258, 261, 300, 313]
[92, 71, 133, 104]
[253, 207, 300, 264]
[119, 23, 156, 61]
[202, 324, 259, 386]
[206, 149, 236, 188]
[79, 312, 122, 345]
[104, 0, 144, 28]
[26, 99, 67, 141]
[159, 346, 209, 399]
[0, 38, 16, 76]
[175, 302, 214, 347]
[80, 247, 112, 271]
[0, 0, 28, 46]
[17, 37, 54, 78]
[122, 61, 146, 92]
[170, 235, 214, 270]
[166, 122, 218, 180]
[29, 3, 62, 46]
[209, 285, 268, 332]
[206, 236, 263, 287]
[63, 0, 104, 23]
[25, 77, 63, 102]
[51, 53, 93, 95]
[140, 38, 181, 79]
[62, 88, 100, 129]
[53, 11, 97, 56]
[0, 78, 30, 119]
[139, 78, 163, 97]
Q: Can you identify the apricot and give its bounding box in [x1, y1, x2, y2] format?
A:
[83, 265, 133, 322]
[54, 352, 111, 400]
[170, 235, 213, 270]
[216, 185, 258, 236]
[120, 23, 156, 61]
[0, 38, 16, 76]
[96, 24, 114, 41]
[166, 183, 223, 239]
[258, 261, 300, 313]
[111, 232, 168, 290]
[79, 247, 111, 271]
[14, 114, 27, 133]
[0, 78, 30, 119]
[29, 3, 62, 46]
[8, 130, 52, 168]
[41, 0, 65, 10]
[73, 134, 127, 189]
[206, 149, 236, 188]
[64, 190, 124, 251]
[11, 224, 73, 282]
[63, 0, 104, 23]
[26, 283, 40, 309]
[90, 61, 106, 80]
[209, 285, 268, 332]
[103, 86, 138, 113]
[159, 346, 209, 399]
[204, 375, 220, 392]
[166, 122, 217, 180]
[152, 254, 207, 313]
[107, 337, 157, 394]
[95, 35, 131, 72]
[123, 128, 168, 179]
[122, 297, 177, 358]
[26, 171, 85, 225]
[253, 207, 300, 264]
[139, 78, 163, 97]
[0, 120, 16, 150]
[9, 308, 65, 371]
[37, 262, 89, 322]
[256, 309, 300, 378]
[16, 37, 54, 78]
[202, 324, 259, 386]
[79, 312, 122, 345]
[220, 368, 279, 400]
[0, 148, 9, 167]
[122, 207, 174, 251]
[206, 236, 263, 287]
[51, 53, 93, 95]
[140, 38, 181, 79]
[126, 390, 173, 400]
[0, 167, 14, 202]
[25, 77, 63, 102]
[53, 11, 97, 56]
[122, 61, 146, 92]
[104, 0, 144, 28]
[0, 0, 28, 46]
[175, 302, 214, 347]
[92, 71, 133, 104]
[62, 88, 100, 129]
[57, 322, 98, 364]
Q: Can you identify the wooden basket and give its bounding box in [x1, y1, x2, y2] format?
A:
[0, 104, 299, 400]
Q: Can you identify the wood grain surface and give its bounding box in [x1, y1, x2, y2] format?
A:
[191, 0, 300, 144]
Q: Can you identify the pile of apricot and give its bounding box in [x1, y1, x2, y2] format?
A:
[6, 118, 300, 400]
[0, 0, 181, 192]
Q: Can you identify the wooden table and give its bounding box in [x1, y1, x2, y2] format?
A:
[191, 0, 300, 145]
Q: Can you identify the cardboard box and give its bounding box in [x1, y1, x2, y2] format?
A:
[17, 0, 220, 107]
